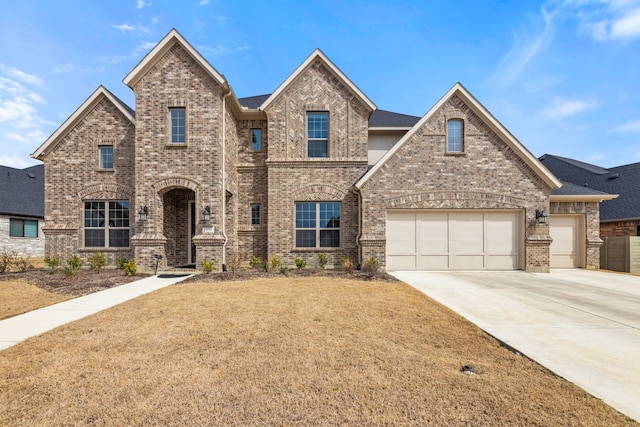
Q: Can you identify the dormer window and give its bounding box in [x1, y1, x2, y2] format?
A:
[170, 107, 186, 144]
[307, 112, 328, 158]
[447, 119, 463, 153]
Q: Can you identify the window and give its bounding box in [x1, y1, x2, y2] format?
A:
[251, 204, 261, 225]
[9, 219, 38, 238]
[447, 119, 463, 152]
[170, 107, 186, 144]
[84, 201, 130, 247]
[636, 225, 640, 236]
[295, 202, 340, 248]
[251, 129, 261, 151]
[99, 146, 113, 169]
[307, 112, 328, 157]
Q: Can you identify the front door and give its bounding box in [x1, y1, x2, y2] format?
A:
[189, 201, 196, 264]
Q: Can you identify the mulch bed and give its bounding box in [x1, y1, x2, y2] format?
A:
[0, 267, 397, 297]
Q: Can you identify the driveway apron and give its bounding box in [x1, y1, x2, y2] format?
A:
[392, 269, 640, 422]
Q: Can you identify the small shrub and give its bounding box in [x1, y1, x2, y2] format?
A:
[116, 256, 128, 270]
[88, 251, 107, 273]
[13, 255, 30, 273]
[228, 252, 246, 272]
[201, 260, 215, 274]
[249, 256, 263, 269]
[279, 265, 289, 276]
[63, 255, 83, 278]
[270, 256, 281, 271]
[363, 256, 381, 275]
[44, 256, 60, 274]
[123, 258, 137, 276]
[294, 257, 306, 269]
[341, 254, 354, 273]
[318, 252, 328, 269]
[0, 251, 15, 273]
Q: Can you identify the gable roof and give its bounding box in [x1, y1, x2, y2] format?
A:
[355, 83, 562, 189]
[369, 110, 421, 129]
[123, 28, 227, 89]
[0, 164, 44, 218]
[31, 86, 135, 160]
[258, 49, 376, 112]
[540, 154, 637, 221]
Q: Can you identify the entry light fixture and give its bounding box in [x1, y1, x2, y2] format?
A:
[201, 205, 211, 222]
[138, 205, 148, 222]
[535, 209, 548, 224]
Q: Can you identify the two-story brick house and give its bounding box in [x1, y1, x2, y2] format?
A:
[32, 29, 613, 272]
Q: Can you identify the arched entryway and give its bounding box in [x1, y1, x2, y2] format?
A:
[162, 188, 196, 267]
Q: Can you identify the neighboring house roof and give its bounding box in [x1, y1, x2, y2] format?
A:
[123, 28, 228, 90]
[0, 164, 44, 218]
[550, 180, 617, 203]
[238, 94, 270, 109]
[540, 154, 636, 221]
[258, 49, 377, 113]
[356, 83, 562, 190]
[31, 86, 135, 160]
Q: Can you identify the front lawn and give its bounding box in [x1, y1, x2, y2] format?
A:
[0, 277, 633, 425]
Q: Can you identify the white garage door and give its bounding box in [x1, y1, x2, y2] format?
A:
[386, 211, 521, 270]
[549, 215, 584, 268]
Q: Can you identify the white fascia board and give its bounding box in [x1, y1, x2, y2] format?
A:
[368, 127, 413, 131]
[123, 28, 227, 89]
[259, 48, 376, 112]
[356, 83, 562, 190]
[31, 86, 134, 160]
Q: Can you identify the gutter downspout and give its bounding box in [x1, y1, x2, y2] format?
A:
[221, 90, 231, 265]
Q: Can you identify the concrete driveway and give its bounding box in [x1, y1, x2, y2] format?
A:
[391, 269, 640, 422]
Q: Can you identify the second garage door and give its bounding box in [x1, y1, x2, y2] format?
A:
[549, 215, 584, 268]
[386, 211, 521, 270]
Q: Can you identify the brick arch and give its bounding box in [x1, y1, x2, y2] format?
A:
[152, 176, 200, 194]
[292, 184, 348, 201]
[78, 183, 133, 199]
[384, 191, 528, 210]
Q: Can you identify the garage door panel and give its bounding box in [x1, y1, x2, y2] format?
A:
[386, 210, 520, 271]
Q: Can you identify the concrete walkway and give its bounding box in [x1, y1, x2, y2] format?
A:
[392, 269, 640, 422]
[0, 274, 193, 351]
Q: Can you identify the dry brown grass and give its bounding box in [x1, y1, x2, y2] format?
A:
[0, 279, 72, 320]
[0, 278, 633, 426]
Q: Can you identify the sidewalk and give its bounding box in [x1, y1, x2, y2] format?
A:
[0, 274, 193, 351]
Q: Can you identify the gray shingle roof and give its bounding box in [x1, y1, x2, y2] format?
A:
[0, 164, 44, 218]
[552, 180, 611, 196]
[237, 95, 420, 128]
[540, 154, 636, 221]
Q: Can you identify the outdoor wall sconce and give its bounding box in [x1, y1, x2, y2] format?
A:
[201, 205, 211, 221]
[138, 205, 148, 221]
[535, 209, 548, 224]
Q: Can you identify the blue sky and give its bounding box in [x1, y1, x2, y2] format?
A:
[1, 0, 639, 168]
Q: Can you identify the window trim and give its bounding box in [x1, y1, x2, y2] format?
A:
[9, 218, 38, 238]
[294, 201, 341, 249]
[250, 204, 261, 225]
[446, 118, 464, 153]
[250, 128, 262, 151]
[99, 145, 114, 170]
[169, 107, 187, 144]
[83, 200, 130, 248]
[307, 111, 329, 158]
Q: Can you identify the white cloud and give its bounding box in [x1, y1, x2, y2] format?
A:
[489, 7, 555, 87]
[540, 97, 597, 118]
[563, 1, 640, 40]
[0, 153, 40, 169]
[199, 0, 210, 5]
[610, 7, 640, 38]
[112, 24, 151, 34]
[136, 0, 151, 9]
[610, 119, 640, 132]
[113, 24, 135, 32]
[0, 64, 44, 87]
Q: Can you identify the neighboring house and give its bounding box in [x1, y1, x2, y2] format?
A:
[540, 154, 636, 237]
[0, 164, 45, 257]
[32, 29, 612, 272]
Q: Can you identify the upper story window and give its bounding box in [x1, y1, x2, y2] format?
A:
[10, 218, 38, 238]
[636, 225, 640, 236]
[295, 202, 340, 248]
[251, 129, 261, 151]
[170, 107, 186, 144]
[84, 201, 130, 248]
[307, 112, 328, 158]
[447, 119, 463, 153]
[99, 146, 113, 169]
[251, 204, 261, 225]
